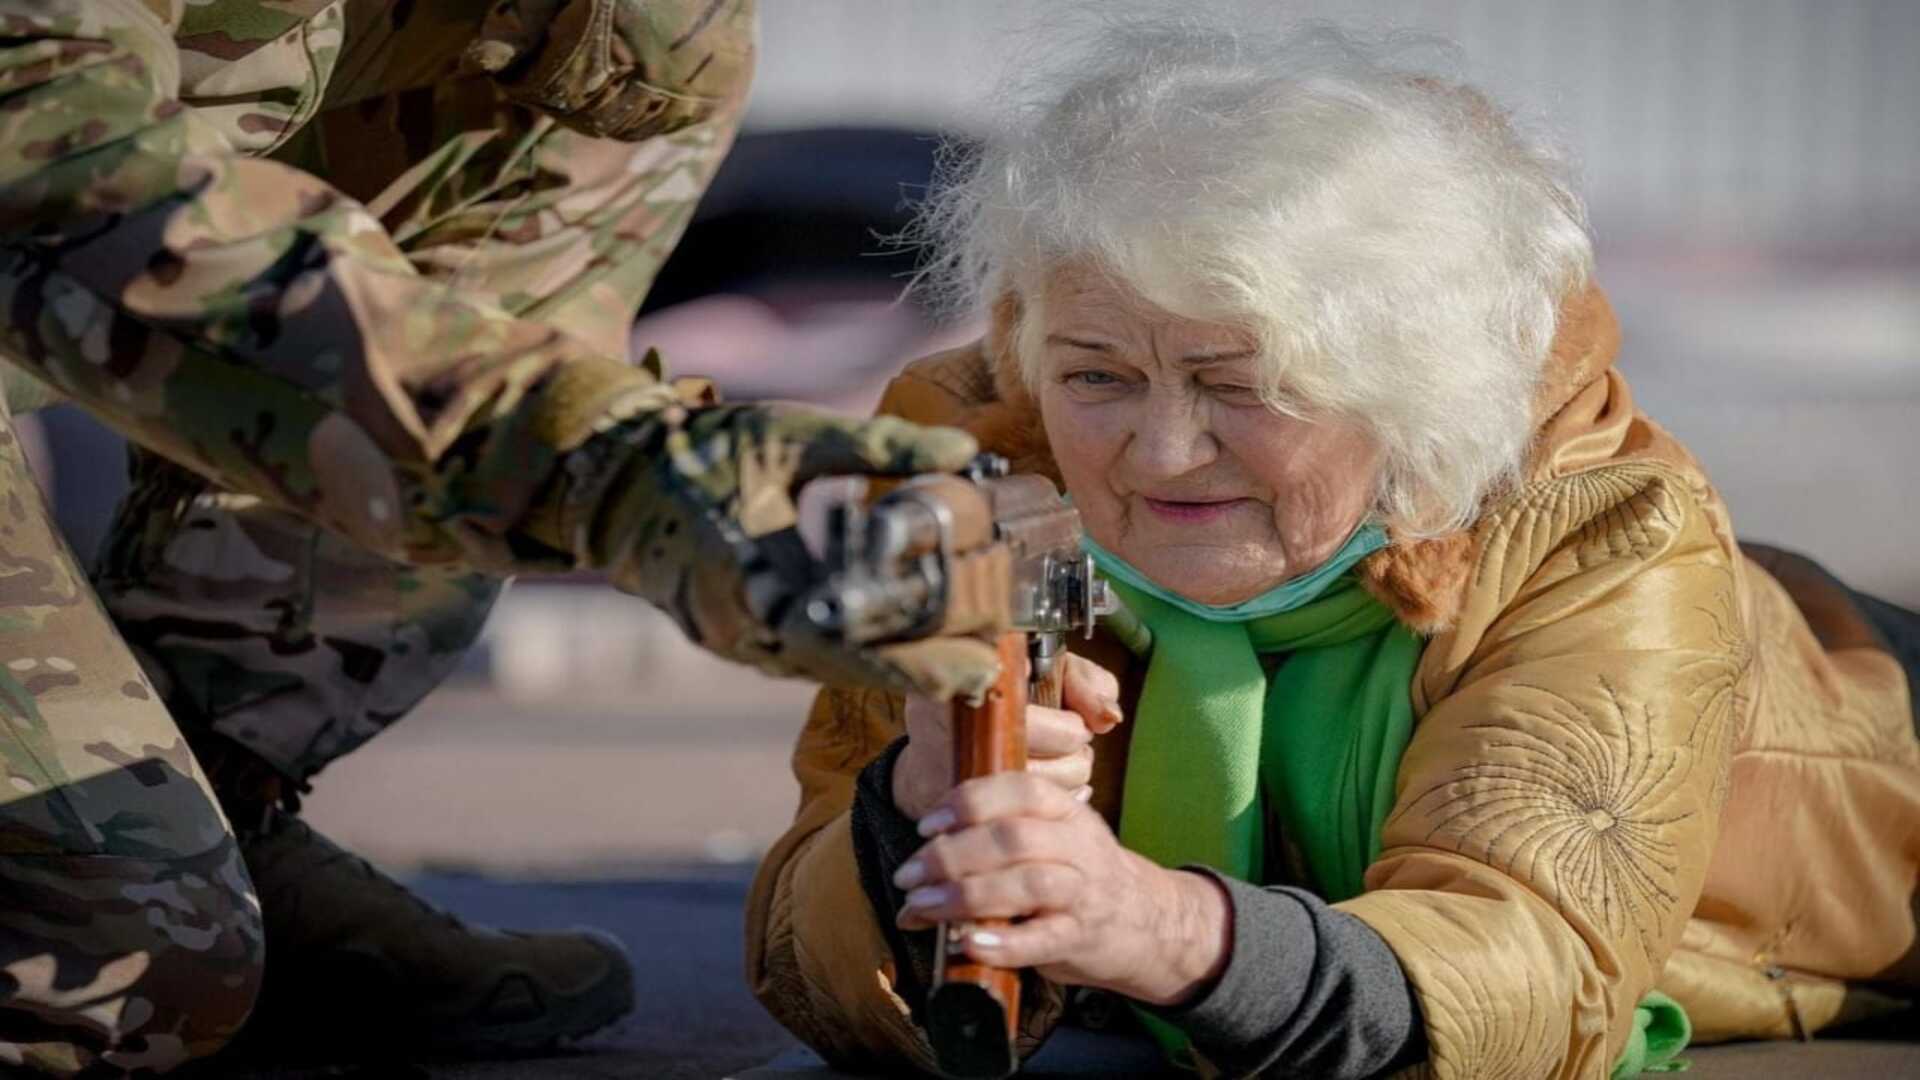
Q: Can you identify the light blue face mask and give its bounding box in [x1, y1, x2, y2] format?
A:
[1083, 520, 1389, 623]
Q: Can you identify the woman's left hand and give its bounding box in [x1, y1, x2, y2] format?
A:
[891, 773, 1232, 1007]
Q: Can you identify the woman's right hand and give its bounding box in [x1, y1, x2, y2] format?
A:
[891, 653, 1124, 821]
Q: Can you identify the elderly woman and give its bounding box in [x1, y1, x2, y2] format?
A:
[745, 22, 1920, 1079]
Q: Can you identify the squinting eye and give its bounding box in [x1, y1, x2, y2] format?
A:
[1208, 383, 1260, 400]
[1066, 370, 1123, 387]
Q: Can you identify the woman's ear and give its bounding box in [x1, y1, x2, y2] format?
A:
[987, 291, 1036, 413]
[976, 291, 1059, 483]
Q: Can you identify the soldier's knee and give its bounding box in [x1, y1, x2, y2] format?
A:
[133, 876, 267, 1070]
[0, 846, 265, 1075]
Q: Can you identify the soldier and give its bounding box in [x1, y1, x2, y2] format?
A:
[0, 1, 997, 1075]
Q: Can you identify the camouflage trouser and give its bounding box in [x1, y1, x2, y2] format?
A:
[0, 399, 264, 1076]
[93, 454, 505, 783]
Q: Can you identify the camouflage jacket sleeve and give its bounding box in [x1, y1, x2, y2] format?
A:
[0, 0, 718, 575]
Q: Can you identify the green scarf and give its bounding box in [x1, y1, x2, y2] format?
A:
[1112, 574, 1418, 896]
[1104, 573, 1689, 1076]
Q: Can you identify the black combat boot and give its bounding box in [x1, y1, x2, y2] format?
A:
[195, 734, 634, 1056]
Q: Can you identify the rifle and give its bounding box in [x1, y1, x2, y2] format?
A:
[805, 454, 1115, 1080]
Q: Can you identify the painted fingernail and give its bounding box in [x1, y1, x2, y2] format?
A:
[970, 931, 1004, 948]
[904, 885, 950, 910]
[893, 859, 926, 889]
[1073, 785, 1094, 803]
[917, 809, 956, 837]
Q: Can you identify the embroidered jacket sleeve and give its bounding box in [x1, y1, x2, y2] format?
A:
[1336, 461, 1746, 1079]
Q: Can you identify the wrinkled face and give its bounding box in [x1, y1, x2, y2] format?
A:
[1034, 266, 1384, 606]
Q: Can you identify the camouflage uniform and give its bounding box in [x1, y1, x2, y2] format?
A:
[0, 1, 987, 1074]
[94, 0, 758, 784]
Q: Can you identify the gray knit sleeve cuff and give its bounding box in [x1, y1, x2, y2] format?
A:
[1144, 868, 1426, 1079]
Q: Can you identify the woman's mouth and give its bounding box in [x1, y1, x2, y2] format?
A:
[1141, 496, 1249, 524]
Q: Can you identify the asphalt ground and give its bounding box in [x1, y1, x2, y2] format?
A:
[196, 869, 1916, 1079]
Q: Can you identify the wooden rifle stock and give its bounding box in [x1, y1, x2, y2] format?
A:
[806, 455, 1111, 1078]
[927, 633, 1066, 1079]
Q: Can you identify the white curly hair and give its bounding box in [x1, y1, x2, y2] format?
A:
[909, 16, 1594, 536]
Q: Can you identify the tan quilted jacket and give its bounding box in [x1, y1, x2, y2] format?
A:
[744, 286, 1920, 1078]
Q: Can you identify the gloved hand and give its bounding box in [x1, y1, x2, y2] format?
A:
[572, 403, 1002, 701]
[465, 0, 756, 140]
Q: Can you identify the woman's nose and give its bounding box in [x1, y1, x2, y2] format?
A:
[1124, 391, 1218, 480]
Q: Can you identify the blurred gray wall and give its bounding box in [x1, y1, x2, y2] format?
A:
[750, 0, 1920, 252]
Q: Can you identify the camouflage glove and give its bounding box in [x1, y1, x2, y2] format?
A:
[570, 403, 1001, 700]
[465, 0, 755, 140]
